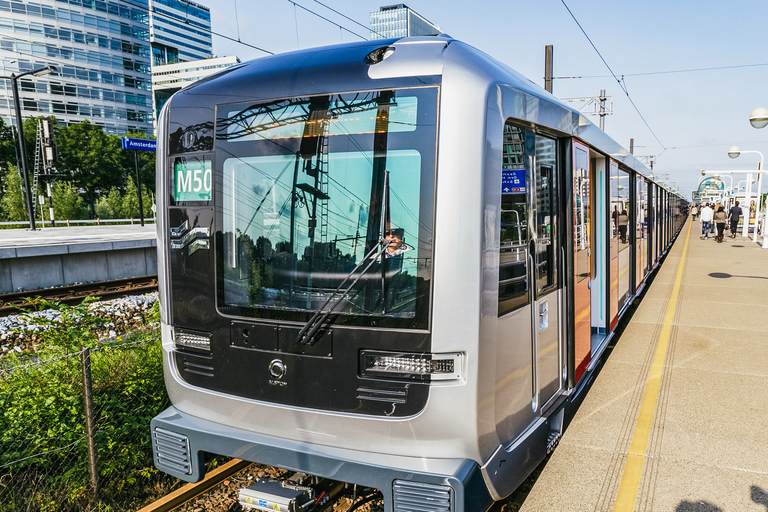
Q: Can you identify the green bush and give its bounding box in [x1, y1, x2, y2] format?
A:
[0, 299, 173, 511]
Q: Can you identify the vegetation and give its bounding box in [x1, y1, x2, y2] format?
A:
[0, 299, 177, 511]
[0, 116, 156, 223]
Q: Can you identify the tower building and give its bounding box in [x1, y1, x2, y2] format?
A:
[0, 0, 153, 135]
[149, 0, 212, 66]
[369, 4, 441, 40]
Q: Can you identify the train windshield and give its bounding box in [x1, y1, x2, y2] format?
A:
[215, 87, 437, 329]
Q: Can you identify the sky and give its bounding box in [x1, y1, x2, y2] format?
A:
[208, 0, 768, 199]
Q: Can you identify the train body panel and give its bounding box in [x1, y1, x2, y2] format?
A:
[152, 35, 687, 511]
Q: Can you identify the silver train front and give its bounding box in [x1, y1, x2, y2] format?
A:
[151, 35, 687, 512]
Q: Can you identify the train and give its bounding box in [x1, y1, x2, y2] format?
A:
[151, 35, 687, 512]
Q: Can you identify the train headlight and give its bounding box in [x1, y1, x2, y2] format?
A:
[173, 329, 211, 351]
[360, 350, 462, 382]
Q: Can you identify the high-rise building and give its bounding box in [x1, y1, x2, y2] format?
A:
[149, 0, 212, 66]
[369, 4, 440, 40]
[151, 55, 239, 126]
[0, 0, 154, 135]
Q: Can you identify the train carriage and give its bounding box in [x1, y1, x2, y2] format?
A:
[151, 36, 686, 511]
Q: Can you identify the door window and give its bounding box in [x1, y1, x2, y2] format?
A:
[499, 121, 529, 315]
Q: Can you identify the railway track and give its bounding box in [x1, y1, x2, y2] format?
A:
[0, 275, 158, 314]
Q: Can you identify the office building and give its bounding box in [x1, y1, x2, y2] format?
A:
[369, 4, 440, 40]
[0, 0, 154, 135]
[151, 55, 239, 126]
[149, 0, 212, 65]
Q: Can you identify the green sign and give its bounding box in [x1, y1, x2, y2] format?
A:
[174, 156, 212, 202]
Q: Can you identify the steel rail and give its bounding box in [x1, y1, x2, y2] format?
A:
[0, 275, 158, 314]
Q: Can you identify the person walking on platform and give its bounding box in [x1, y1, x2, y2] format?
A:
[714, 204, 727, 243]
[728, 201, 742, 238]
[618, 209, 629, 243]
[700, 202, 714, 239]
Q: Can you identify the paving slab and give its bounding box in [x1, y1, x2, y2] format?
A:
[519, 218, 768, 511]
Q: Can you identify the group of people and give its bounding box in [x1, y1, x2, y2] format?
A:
[697, 201, 743, 243]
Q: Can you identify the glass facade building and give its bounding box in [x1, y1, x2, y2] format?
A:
[151, 55, 239, 127]
[369, 4, 440, 40]
[0, 0, 153, 135]
[149, 0, 212, 65]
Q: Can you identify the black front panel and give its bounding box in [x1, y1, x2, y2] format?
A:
[166, 82, 437, 417]
[173, 325, 430, 417]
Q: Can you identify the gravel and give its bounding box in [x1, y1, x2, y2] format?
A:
[0, 292, 159, 357]
[175, 463, 384, 512]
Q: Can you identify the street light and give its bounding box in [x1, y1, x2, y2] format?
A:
[727, 146, 763, 240]
[1, 65, 57, 230]
[749, 107, 768, 129]
[748, 108, 768, 248]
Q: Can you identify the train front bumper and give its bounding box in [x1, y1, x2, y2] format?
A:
[151, 406, 493, 512]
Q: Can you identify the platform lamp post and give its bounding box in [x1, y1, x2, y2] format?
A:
[2, 65, 57, 230]
[727, 146, 763, 242]
[748, 107, 768, 248]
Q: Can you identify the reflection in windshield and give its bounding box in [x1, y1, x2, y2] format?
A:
[215, 89, 437, 327]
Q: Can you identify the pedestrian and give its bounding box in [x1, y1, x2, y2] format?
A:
[728, 201, 741, 239]
[618, 209, 629, 243]
[713, 204, 727, 243]
[700, 202, 714, 239]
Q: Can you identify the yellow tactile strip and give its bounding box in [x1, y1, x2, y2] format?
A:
[612, 220, 692, 511]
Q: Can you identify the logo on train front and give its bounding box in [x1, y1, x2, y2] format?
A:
[268, 359, 287, 387]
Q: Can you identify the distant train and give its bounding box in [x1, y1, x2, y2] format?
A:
[151, 35, 687, 511]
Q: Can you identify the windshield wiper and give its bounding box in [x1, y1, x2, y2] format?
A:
[294, 237, 391, 345]
[295, 171, 391, 345]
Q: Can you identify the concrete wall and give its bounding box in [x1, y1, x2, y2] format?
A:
[0, 240, 157, 293]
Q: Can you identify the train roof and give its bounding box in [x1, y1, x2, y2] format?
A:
[169, 35, 679, 197]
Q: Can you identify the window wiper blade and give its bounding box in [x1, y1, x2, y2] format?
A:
[296, 170, 391, 345]
[295, 238, 391, 345]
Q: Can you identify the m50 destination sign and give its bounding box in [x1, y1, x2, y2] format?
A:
[174, 156, 212, 202]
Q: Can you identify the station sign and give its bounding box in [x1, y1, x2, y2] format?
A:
[502, 168, 526, 193]
[121, 137, 156, 152]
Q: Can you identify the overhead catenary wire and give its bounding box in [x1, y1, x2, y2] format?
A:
[285, 0, 369, 41]
[118, 0, 275, 55]
[312, 0, 386, 39]
[552, 62, 768, 80]
[559, 0, 666, 153]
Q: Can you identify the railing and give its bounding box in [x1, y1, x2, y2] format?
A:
[0, 218, 156, 228]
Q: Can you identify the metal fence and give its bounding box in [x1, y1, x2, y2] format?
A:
[0, 334, 174, 512]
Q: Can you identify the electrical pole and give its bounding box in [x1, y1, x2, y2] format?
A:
[630, 138, 634, 155]
[544, 45, 553, 93]
[599, 89, 606, 131]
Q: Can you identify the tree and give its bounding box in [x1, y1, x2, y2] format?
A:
[55, 120, 125, 215]
[95, 187, 123, 219]
[52, 181, 88, 220]
[0, 118, 17, 173]
[0, 165, 27, 222]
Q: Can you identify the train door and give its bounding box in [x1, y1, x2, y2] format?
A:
[589, 153, 606, 346]
[533, 135, 562, 408]
[496, 121, 563, 444]
[572, 141, 591, 383]
[608, 160, 620, 330]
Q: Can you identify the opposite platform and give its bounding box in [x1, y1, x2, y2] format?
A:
[520, 218, 768, 511]
[0, 225, 157, 293]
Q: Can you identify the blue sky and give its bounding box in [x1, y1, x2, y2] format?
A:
[209, 0, 768, 198]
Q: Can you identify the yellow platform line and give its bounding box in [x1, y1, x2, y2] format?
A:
[613, 220, 691, 511]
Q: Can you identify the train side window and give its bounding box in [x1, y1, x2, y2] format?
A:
[499, 121, 529, 316]
[535, 135, 557, 293]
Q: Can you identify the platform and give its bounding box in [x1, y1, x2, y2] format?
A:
[0, 225, 157, 293]
[520, 218, 768, 511]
